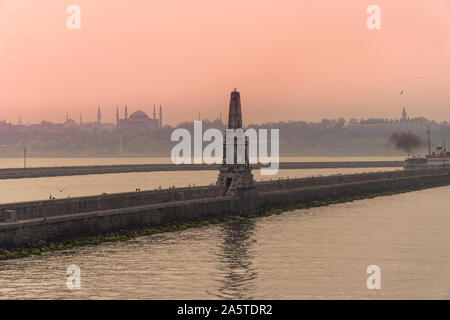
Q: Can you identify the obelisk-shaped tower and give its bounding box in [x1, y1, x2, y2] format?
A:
[216, 89, 254, 195]
[228, 89, 243, 129]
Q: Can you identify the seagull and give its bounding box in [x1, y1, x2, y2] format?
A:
[55, 186, 65, 193]
[399, 90, 403, 96]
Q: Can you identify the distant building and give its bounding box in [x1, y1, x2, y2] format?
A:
[97, 106, 102, 124]
[401, 107, 408, 123]
[117, 105, 162, 129]
[63, 118, 78, 128]
[159, 105, 163, 128]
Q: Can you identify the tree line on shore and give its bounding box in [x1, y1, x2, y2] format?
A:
[1, 118, 449, 157]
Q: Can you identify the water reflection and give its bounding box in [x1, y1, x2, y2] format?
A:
[214, 220, 258, 299]
[2, 187, 450, 299]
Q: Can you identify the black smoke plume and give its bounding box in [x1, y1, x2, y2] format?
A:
[389, 131, 423, 154]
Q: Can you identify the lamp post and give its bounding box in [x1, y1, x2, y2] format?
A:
[24, 146, 27, 169]
[442, 141, 446, 170]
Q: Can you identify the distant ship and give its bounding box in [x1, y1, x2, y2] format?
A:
[404, 143, 450, 169]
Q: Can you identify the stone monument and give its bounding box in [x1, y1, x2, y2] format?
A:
[216, 89, 255, 195]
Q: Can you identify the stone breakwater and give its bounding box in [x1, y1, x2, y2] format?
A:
[0, 161, 403, 180]
[0, 168, 449, 250]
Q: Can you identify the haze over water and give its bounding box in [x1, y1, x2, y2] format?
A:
[1, 0, 449, 301]
[0, 156, 447, 299]
[1, 186, 449, 299]
[0, 156, 401, 203]
[0, 156, 404, 169]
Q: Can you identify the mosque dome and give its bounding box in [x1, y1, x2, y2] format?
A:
[63, 118, 77, 127]
[129, 110, 150, 121]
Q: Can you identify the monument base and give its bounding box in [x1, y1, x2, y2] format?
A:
[216, 165, 255, 195]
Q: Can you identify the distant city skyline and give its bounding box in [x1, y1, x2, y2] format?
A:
[2, 98, 450, 127]
[2, 106, 447, 127]
[1, 1, 450, 125]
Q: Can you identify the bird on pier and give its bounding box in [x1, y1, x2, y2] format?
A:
[55, 187, 65, 193]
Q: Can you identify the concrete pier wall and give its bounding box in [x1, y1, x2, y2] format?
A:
[0, 185, 220, 221]
[1, 168, 449, 248]
[254, 167, 440, 192]
[0, 167, 434, 222]
[0, 196, 240, 248]
[259, 172, 450, 209]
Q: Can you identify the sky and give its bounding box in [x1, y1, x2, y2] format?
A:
[1, 0, 450, 125]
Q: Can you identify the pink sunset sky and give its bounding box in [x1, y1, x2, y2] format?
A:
[1, 0, 450, 125]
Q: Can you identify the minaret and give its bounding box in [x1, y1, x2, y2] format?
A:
[216, 89, 254, 195]
[402, 107, 407, 123]
[125, 105, 128, 119]
[97, 106, 102, 124]
[66, 112, 69, 122]
[116, 106, 119, 125]
[153, 104, 156, 119]
[80, 113, 82, 125]
[159, 105, 162, 128]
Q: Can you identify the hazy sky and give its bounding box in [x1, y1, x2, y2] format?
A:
[1, 0, 450, 125]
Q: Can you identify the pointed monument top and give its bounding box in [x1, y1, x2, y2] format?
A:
[228, 89, 242, 129]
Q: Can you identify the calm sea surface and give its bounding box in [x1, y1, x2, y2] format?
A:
[2, 157, 447, 300]
[0, 186, 449, 299]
